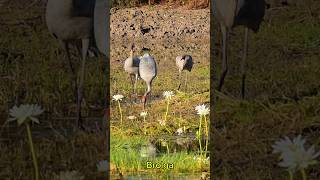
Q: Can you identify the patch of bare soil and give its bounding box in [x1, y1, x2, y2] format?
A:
[110, 5, 209, 42]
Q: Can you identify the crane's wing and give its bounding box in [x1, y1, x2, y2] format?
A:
[212, 0, 237, 27]
[73, 0, 96, 17]
[94, 0, 108, 56]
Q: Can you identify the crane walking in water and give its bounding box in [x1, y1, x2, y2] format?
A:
[139, 48, 157, 110]
[124, 44, 140, 95]
[46, 0, 107, 128]
[213, 0, 265, 98]
[176, 55, 193, 91]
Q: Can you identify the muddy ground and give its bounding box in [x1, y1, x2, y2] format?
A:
[110, 5, 209, 42]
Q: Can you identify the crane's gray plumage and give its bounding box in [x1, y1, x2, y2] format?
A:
[139, 51, 157, 110]
[46, 0, 107, 128]
[213, 0, 265, 98]
[176, 55, 193, 90]
[124, 44, 140, 94]
[94, 0, 108, 55]
[176, 55, 193, 73]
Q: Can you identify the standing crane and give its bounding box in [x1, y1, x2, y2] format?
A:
[124, 44, 140, 95]
[176, 55, 193, 91]
[213, 0, 265, 98]
[139, 48, 157, 110]
[46, 0, 107, 128]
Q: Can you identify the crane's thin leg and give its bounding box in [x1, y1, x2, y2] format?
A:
[76, 41, 82, 59]
[77, 38, 89, 129]
[134, 74, 138, 95]
[129, 74, 135, 94]
[142, 84, 151, 110]
[177, 71, 182, 90]
[63, 41, 78, 102]
[218, 25, 228, 91]
[184, 71, 188, 91]
[241, 27, 249, 99]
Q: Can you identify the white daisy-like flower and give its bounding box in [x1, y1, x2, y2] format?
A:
[55, 170, 84, 180]
[7, 104, 44, 126]
[163, 91, 175, 100]
[96, 160, 108, 172]
[158, 119, 166, 126]
[176, 128, 183, 135]
[140, 112, 148, 117]
[195, 104, 210, 116]
[128, 115, 137, 120]
[112, 94, 124, 101]
[193, 156, 209, 163]
[272, 135, 320, 171]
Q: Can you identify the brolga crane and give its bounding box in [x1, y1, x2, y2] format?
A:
[213, 0, 265, 98]
[176, 55, 193, 91]
[124, 44, 140, 95]
[46, 0, 107, 128]
[139, 48, 157, 110]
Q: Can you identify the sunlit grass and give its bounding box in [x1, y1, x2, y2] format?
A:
[110, 131, 209, 173]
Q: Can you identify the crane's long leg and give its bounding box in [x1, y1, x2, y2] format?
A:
[142, 83, 151, 110]
[134, 74, 138, 94]
[177, 71, 182, 90]
[129, 74, 135, 94]
[63, 41, 78, 103]
[218, 25, 228, 91]
[241, 27, 249, 98]
[184, 71, 188, 91]
[77, 38, 89, 129]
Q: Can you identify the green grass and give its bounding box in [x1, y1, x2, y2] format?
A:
[111, 131, 209, 174]
[212, 2, 320, 179]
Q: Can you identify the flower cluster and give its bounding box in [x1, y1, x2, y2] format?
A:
[195, 104, 210, 116]
[272, 135, 320, 171]
[163, 91, 175, 100]
[140, 112, 148, 117]
[8, 104, 44, 126]
[112, 94, 124, 101]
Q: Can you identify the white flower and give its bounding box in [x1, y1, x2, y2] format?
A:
[163, 91, 175, 100]
[55, 170, 84, 180]
[7, 104, 44, 126]
[140, 112, 148, 117]
[96, 160, 108, 172]
[195, 104, 210, 116]
[193, 156, 209, 163]
[176, 128, 183, 135]
[158, 119, 166, 126]
[112, 94, 124, 101]
[272, 135, 320, 171]
[128, 115, 137, 120]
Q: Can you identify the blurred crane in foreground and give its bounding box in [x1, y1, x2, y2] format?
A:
[213, 0, 266, 98]
[176, 55, 193, 91]
[46, 0, 107, 128]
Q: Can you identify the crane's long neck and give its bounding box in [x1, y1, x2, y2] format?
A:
[130, 50, 134, 58]
[127, 50, 134, 66]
